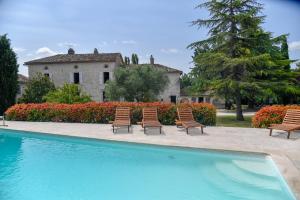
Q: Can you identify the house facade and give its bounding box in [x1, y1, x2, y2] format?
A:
[16, 74, 29, 100]
[25, 48, 182, 103]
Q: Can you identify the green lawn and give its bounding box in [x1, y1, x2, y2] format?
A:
[216, 116, 252, 128]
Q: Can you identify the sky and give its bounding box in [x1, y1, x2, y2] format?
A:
[0, 0, 300, 76]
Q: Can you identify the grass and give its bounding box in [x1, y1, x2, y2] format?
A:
[216, 116, 252, 128]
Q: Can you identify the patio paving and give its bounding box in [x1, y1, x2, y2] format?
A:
[1, 121, 300, 199]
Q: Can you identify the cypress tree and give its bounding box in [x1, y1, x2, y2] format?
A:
[0, 34, 18, 114]
[124, 56, 130, 65]
[131, 53, 139, 64]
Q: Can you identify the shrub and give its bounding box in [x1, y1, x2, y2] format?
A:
[252, 105, 300, 128]
[5, 102, 216, 125]
[18, 73, 55, 103]
[44, 84, 92, 104]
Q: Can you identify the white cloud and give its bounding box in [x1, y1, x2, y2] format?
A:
[160, 48, 179, 54]
[121, 40, 137, 45]
[289, 41, 300, 51]
[13, 47, 26, 53]
[99, 41, 108, 46]
[57, 42, 78, 48]
[36, 47, 57, 56]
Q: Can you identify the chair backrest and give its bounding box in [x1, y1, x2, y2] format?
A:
[283, 109, 300, 125]
[177, 107, 195, 122]
[143, 107, 158, 121]
[115, 107, 130, 121]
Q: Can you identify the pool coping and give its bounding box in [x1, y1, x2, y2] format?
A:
[1, 123, 299, 199]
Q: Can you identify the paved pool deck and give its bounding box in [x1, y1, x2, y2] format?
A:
[1, 121, 300, 199]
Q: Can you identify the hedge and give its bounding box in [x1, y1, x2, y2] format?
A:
[5, 102, 216, 126]
[252, 105, 300, 128]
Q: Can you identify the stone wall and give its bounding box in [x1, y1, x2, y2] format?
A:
[159, 72, 181, 102]
[28, 61, 181, 102]
[28, 62, 118, 101]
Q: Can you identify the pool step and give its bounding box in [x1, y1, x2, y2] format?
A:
[215, 162, 281, 190]
[201, 164, 287, 200]
[232, 160, 277, 178]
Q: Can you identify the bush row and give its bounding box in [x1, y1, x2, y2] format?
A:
[5, 102, 217, 125]
[252, 105, 300, 128]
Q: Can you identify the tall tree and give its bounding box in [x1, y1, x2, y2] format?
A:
[296, 62, 300, 69]
[188, 0, 275, 120]
[0, 34, 18, 114]
[105, 65, 169, 102]
[280, 35, 291, 71]
[124, 56, 130, 65]
[131, 53, 139, 64]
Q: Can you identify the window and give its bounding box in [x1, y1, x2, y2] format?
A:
[74, 65, 78, 69]
[17, 85, 21, 94]
[103, 72, 109, 83]
[44, 73, 50, 78]
[44, 66, 48, 70]
[198, 97, 204, 103]
[170, 96, 176, 104]
[104, 64, 109, 68]
[102, 91, 106, 102]
[73, 72, 80, 84]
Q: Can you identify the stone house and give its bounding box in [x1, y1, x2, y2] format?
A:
[16, 74, 28, 100]
[179, 90, 225, 108]
[25, 48, 182, 103]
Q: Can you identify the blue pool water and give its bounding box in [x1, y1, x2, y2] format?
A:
[0, 129, 296, 200]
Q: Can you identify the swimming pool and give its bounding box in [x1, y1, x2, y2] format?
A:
[0, 129, 296, 200]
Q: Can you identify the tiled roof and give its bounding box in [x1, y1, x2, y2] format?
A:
[18, 74, 28, 83]
[24, 53, 122, 65]
[127, 64, 182, 73]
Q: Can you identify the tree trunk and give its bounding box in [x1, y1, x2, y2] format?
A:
[235, 88, 244, 121]
[225, 100, 232, 110]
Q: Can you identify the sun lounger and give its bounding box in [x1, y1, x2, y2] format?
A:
[177, 107, 205, 134]
[112, 107, 131, 133]
[268, 109, 300, 139]
[141, 107, 162, 134]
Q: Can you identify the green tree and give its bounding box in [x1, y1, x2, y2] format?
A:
[124, 56, 130, 65]
[180, 73, 193, 96]
[0, 34, 18, 114]
[280, 35, 290, 71]
[43, 84, 92, 104]
[180, 73, 192, 90]
[105, 65, 169, 102]
[131, 53, 139, 64]
[188, 0, 280, 120]
[296, 62, 300, 70]
[19, 73, 55, 103]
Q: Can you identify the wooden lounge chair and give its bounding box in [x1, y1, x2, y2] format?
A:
[141, 107, 162, 134]
[268, 109, 300, 139]
[177, 107, 205, 134]
[111, 107, 131, 133]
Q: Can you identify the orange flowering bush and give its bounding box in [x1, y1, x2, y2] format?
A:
[5, 102, 216, 125]
[252, 105, 300, 128]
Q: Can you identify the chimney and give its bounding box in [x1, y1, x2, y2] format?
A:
[94, 48, 99, 54]
[68, 48, 75, 55]
[150, 55, 154, 64]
